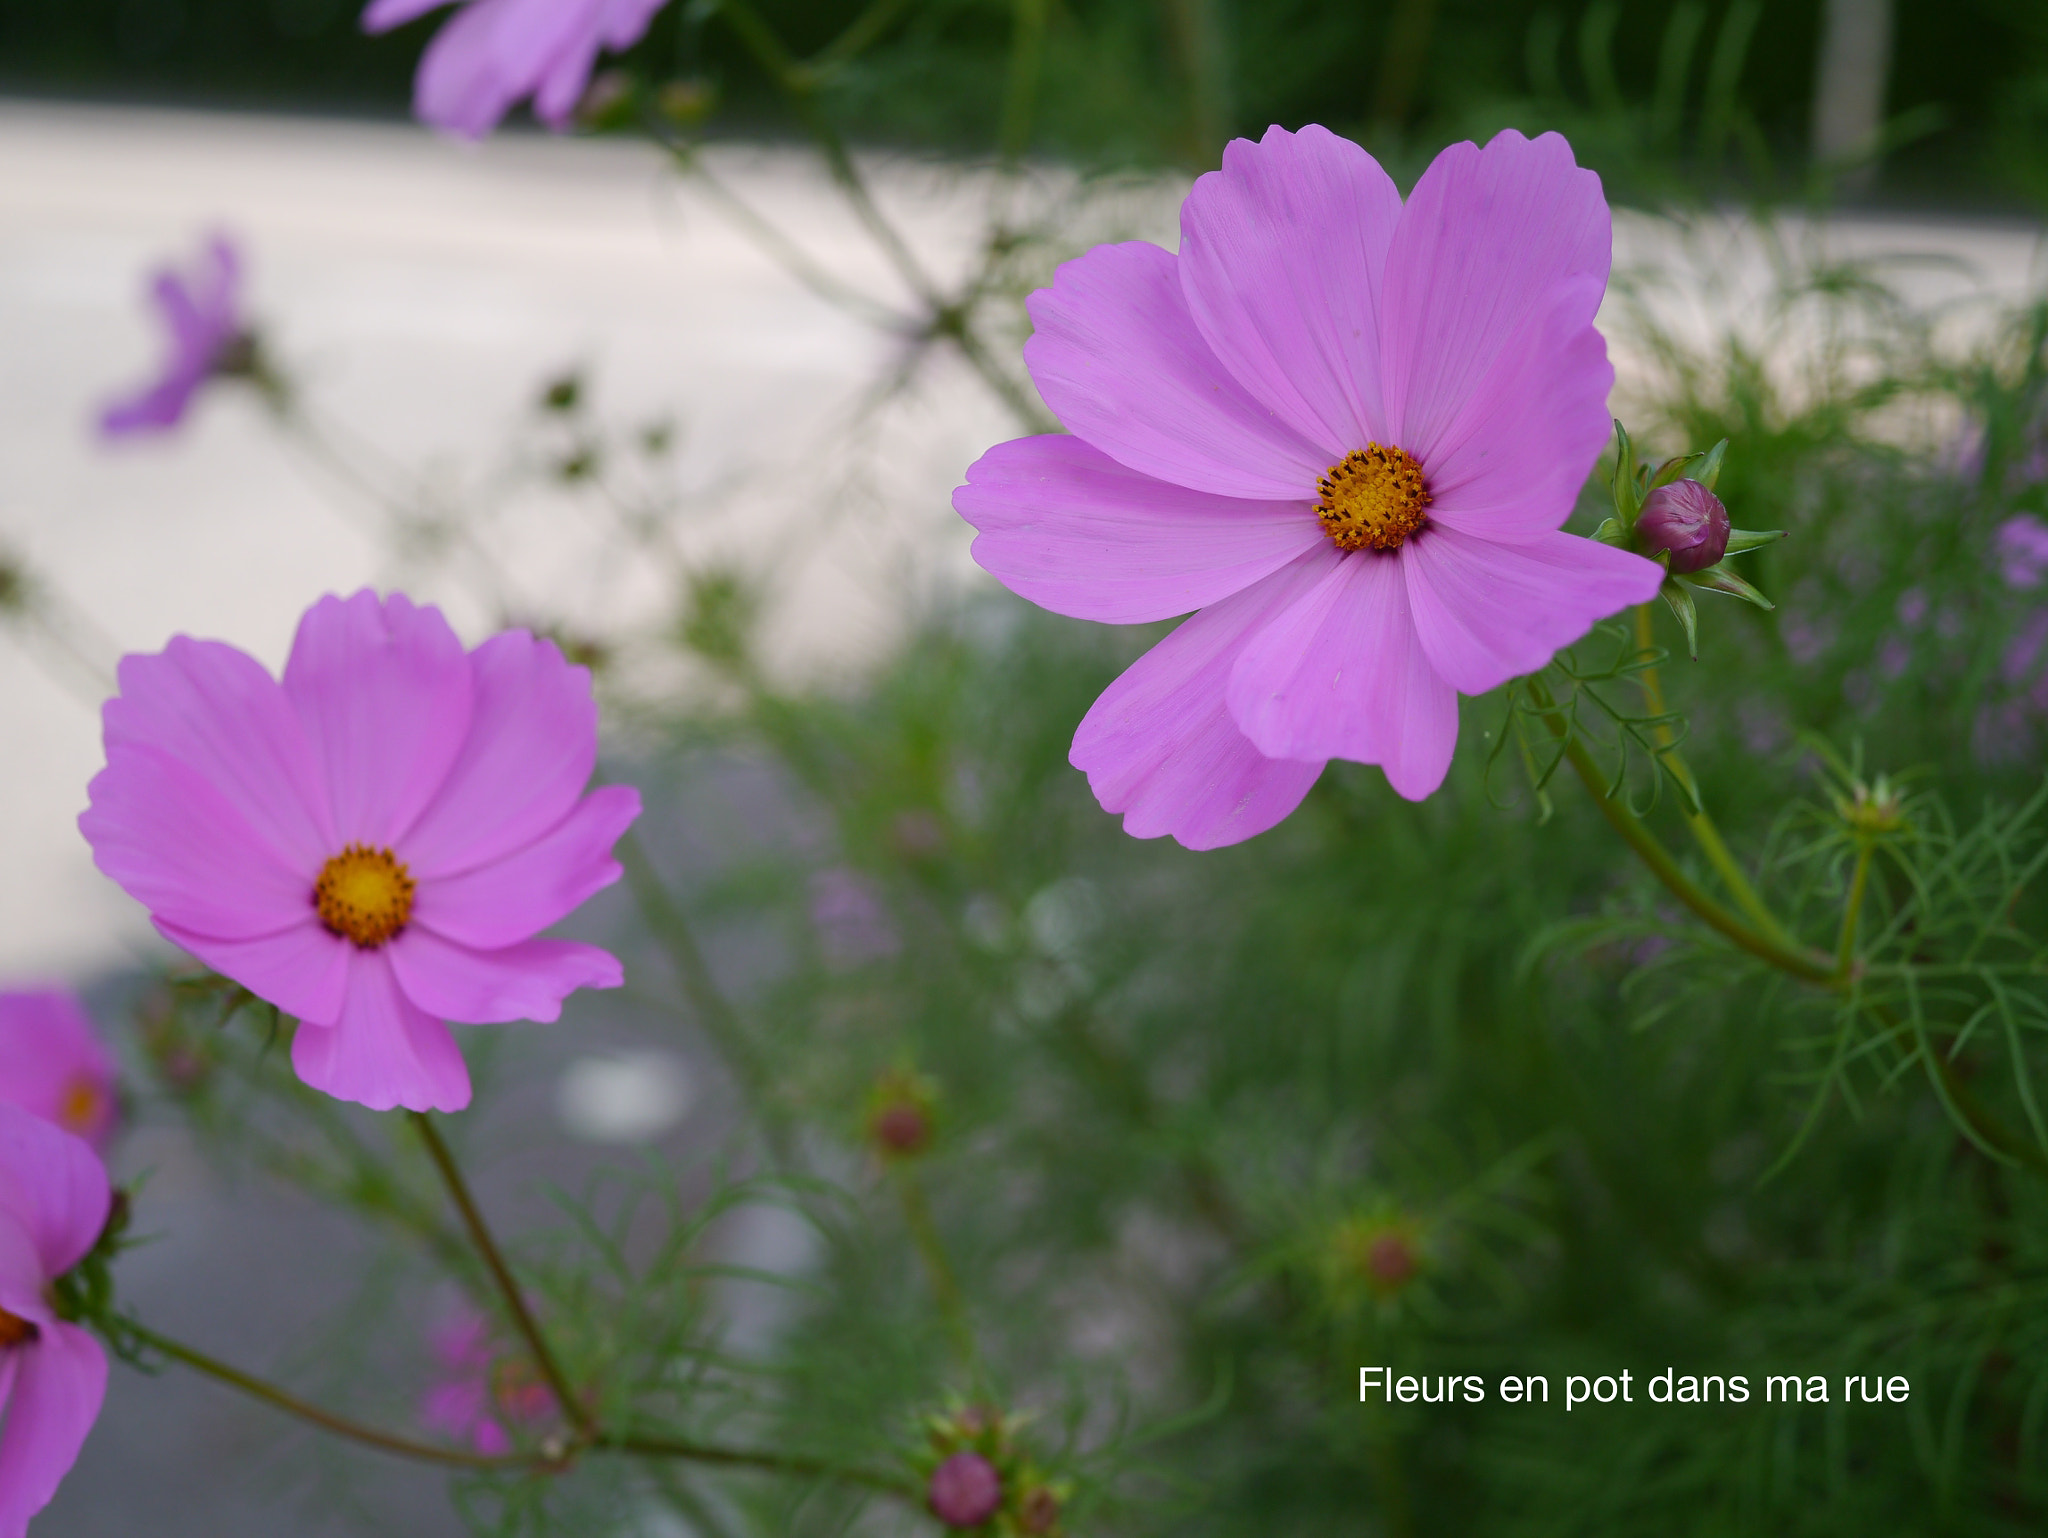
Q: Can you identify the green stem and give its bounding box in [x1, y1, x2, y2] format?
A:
[1632, 605, 1789, 943]
[126, 1322, 914, 1493]
[411, 1112, 592, 1436]
[1526, 677, 1835, 983]
[894, 1167, 976, 1368]
[1836, 841, 1875, 977]
[125, 1322, 538, 1470]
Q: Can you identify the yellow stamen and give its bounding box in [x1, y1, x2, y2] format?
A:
[1316, 444, 1430, 551]
[314, 844, 416, 949]
[57, 1077, 102, 1134]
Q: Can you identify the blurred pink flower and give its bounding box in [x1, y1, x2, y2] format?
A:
[1998, 514, 2048, 591]
[955, 126, 1659, 848]
[0, 1101, 111, 1538]
[809, 868, 899, 969]
[363, 0, 668, 139]
[98, 234, 245, 438]
[420, 1307, 555, 1454]
[0, 992, 118, 1150]
[80, 590, 641, 1114]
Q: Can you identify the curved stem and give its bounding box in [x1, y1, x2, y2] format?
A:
[893, 1166, 976, 1369]
[1836, 841, 1875, 976]
[1526, 677, 1835, 982]
[599, 1431, 913, 1494]
[411, 1112, 591, 1436]
[1631, 605, 1790, 943]
[125, 1322, 538, 1471]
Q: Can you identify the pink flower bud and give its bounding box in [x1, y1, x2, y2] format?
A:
[1635, 479, 1729, 574]
[929, 1451, 1003, 1527]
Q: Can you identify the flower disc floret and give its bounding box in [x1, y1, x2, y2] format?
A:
[1316, 444, 1430, 550]
[81, 590, 643, 1114]
[315, 843, 416, 948]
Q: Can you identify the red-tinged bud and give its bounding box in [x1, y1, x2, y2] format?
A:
[872, 1102, 932, 1155]
[929, 1451, 1003, 1527]
[1636, 479, 1729, 574]
[1364, 1231, 1419, 1293]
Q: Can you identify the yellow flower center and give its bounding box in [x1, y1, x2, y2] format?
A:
[1316, 444, 1430, 551]
[57, 1076, 103, 1134]
[314, 844, 416, 949]
[0, 1308, 36, 1350]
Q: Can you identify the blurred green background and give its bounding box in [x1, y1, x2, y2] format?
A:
[5, 0, 2048, 206]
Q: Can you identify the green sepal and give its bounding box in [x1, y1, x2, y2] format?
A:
[1659, 577, 1700, 659]
[1645, 438, 1728, 495]
[1682, 563, 1775, 609]
[1609, 420, 1641, 521]
[1693, 438, 1727, 491]
[1721, 526, 1787, 557]
[1590, 514, 1632, 548]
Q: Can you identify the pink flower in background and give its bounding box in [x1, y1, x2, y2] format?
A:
[0, 1101, 111, 1538]
[98, 234, 246, 438]
[420, 1307, 556, 1454]
[363, 0, 668, 139]
[809, 868, 900, 970]
[955, 126, 1660, 849]
[1998, 514, 2048, 591]
[80, 590, 641, 1114]
[0, 993, 119, 1150]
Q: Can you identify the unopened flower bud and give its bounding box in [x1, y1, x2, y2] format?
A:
[872, 1101, 931, 1156]
[929, 1451, 1003, 1527]
[1364, 1231, 1419, 1293]
[1636, 479, 1729, 574]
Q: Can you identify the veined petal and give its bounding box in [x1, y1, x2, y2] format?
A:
[1422, 277, 1614, 543]
[1380, 130, 1610, 461]
[1024, 241, 1330, 500]
[0, 1321, 108, 1538]
[1072, 548, 1337, 849]
[413, 785, 640, 948]
[956, 434, 1323, 624]
[80, 746, 314, 942]
[290, 951, 470, 1113]
[403, 633, 606, 878]
[103, 636, 334, 867]
[155, 918, 352, 1028]
[0, 1105, 110, 1279]
[389, 931, 622, 1025]
[1227, 549, 1458, 800]
[283, 591, 474, 850]
[1402, 526, 1663, 695]
[1179, 124, 1402, 458]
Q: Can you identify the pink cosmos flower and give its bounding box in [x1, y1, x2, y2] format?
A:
[954, 126, 1662, 848]
[0, 1101, 111, 1538]
[362, 0, 668, 139]
[0, 992, 119, 1150]
[79, 590, 641, 1114]
[420, 1306, 556, 1454]
[98, 234, 246, 438]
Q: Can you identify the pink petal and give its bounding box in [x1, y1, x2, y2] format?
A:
[411, 0, 593, 138]
[956, 434, 1323, 624]
[361, 0, 450, 32]
[290, 952, 471, 1113]
[1072, 549, 1336, 849]
[413, 785, 640, 948]
[79, 746, 312, 941]
[403, 633, 607, 878]
[1227, 549, 1458, 800]
[1178, 124, 1403, 459]
[0, 1217, 44, 1324]
[1421, 277, 1614, 544]
[1403, 526, 1664, 695]
[388, 931, 622, 1025]
[0, 992, 119, 1149]
[1024, 241, 1330, 500]
[1379, 130, 1610, 463]
[155, 918, 352, 1028]
[283, 591, 474, 850]
[102, 636, 334, 869]
[531, 31, 603, 126]
[0, 1320, 108, 1538]
[0, 1105, 110, 1280]
[598, 0, 668, 48]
